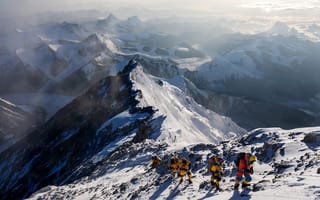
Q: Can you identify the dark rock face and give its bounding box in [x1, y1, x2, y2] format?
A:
[0, 60, 155, 200]
[0, 99, 44, 153]
[184, 72, 317, 130]
[0, 51, 48, 94]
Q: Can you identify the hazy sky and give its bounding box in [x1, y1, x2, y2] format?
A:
[0, 0, 246, 14]
[1, 0, 320, 19]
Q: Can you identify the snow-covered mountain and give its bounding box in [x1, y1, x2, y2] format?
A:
[1, 17, 319, 130]
[27, 125, 320, 200]
[0, 26, 121, 119]
[0, 60, 244, 199]
[184, 31, 320, 129]
[35, 22, 90, 42]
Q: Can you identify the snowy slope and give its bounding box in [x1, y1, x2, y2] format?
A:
[28, 126, 320, 200]
[131, 64, 245, 149]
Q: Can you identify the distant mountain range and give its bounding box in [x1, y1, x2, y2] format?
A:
[1, 15, 319, 130]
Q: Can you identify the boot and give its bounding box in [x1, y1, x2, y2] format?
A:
[242, 181, 250, 188]
[215, 181, 221, 190]
[210, 180, 215, 186]
[234, 182, 240, 189]
[179, 177, 183, 183]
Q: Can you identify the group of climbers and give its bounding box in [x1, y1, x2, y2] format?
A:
[169, 154, 193, 184]
[151, 154, 193, 183]
[151, 152, 256, 190]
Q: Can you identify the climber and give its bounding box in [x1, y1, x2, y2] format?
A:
[208, 154, 224, 190]
[178, 157, 192, 184]
[170, 154, 180, 177]
[234, 153, 256, 189]
[151, 155, 161, 168]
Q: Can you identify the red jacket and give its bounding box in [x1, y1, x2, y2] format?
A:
[238, 153, 252, 172]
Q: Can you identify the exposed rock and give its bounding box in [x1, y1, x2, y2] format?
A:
[256, 141, 284, 163]
[302, 132, 320, 144]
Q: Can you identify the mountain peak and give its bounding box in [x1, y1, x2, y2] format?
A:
[106, 14, 118, 22]
[269, 21, 299, 36]
[97, 13, 119, 26]
[121, 58, 138, 75]
[126, 16, 142, 26]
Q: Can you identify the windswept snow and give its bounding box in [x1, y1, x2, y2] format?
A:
[131, 64, 245, 149]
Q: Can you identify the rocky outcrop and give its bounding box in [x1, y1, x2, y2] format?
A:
[302, 132, 320, 143]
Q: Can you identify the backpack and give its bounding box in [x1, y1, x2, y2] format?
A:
[234, 152, 247, 167]
[210, 155, 224, 166]
[171, 157, 178, 165]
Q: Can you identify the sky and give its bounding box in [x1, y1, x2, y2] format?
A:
[0, 0, 244, 16]
[1, 0, 320, 20]
[0, 0, 320, 17]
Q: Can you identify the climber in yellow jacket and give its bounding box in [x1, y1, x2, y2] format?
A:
[208, 154, 224, 190]
[178, 157, 192, 184]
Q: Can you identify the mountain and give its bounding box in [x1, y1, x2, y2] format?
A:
[0, 15, 319, 131]
[35, 21, 90, 42]
[269, 21, 303, 38]
[41, 33, 119, 95]
[182, 83, 316, 130]
[0, 45, 48, 94]
[185, 32, 320, 129]
[0, 60, 244, 199]
[27, 125, 320, 200]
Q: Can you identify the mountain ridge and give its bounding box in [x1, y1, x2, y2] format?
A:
[0, 59, 244, 199]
